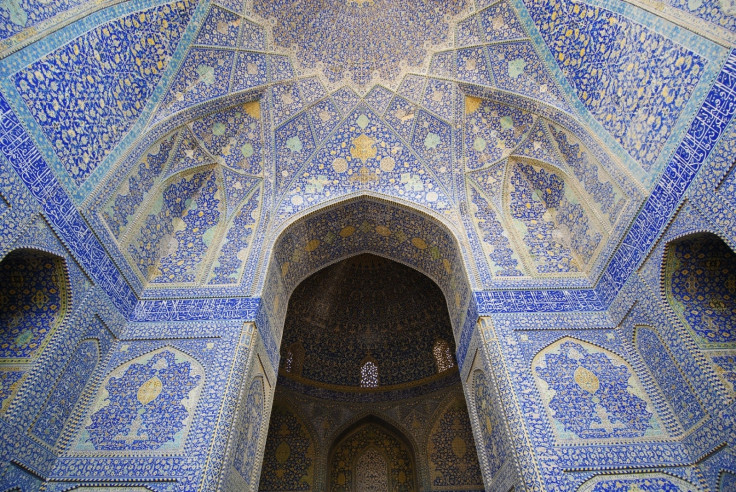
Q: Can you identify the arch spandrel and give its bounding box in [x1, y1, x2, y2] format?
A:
[256, 195, 477, 349]
[71, 346, 205, 456]
[532, 337, 666, 443]
[271, 105, 456, 230]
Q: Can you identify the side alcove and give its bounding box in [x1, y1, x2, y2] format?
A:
[0, 249, 69, 415]
[664, 233, 736, 396]
[87, 100, 265, 291]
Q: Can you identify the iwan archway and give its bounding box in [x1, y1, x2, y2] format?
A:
[221, 195, 511, 491]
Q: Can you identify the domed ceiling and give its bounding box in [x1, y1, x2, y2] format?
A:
[5, 0, 719, 303]
[279, 254, 458, 391]
[251, 0, 470, 90]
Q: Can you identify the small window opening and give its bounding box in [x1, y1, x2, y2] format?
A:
[283, 342, 304, 375]
[360, 359, 379, 388]
[433, 339, 454, 373]
[284, 350, 294, 373]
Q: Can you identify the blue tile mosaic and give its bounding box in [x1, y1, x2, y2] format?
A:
[76, 348, 203, 452]
[0, 0, 88, 44]
[524, 0, 708, 171]
[0, 1, 736, 489]
[479, 0, 526, 42]
[231, 376, 265, 486]
[14, 1, 196, 186]
[31, 339, 98, 447]
[252, 0, 467, 89]
[472, 369, 508, 478]
[534, 338, 661, 440]
[634, 326, 707, 431]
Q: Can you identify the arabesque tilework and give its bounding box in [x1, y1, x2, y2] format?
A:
[74, 348, 203, 453]
[257, 403, 315, 492]
[0, 0, 735, 489]
[665, 234, 736, 348]
[15, 1, 197, 187]
[329, 421, 415, 491]
[524, 0, 708, 172]
[428, 398, 483, 489]
[533, 338, 662, 441]
[252, 0, 468, 90]
[472, 370, 508, 481]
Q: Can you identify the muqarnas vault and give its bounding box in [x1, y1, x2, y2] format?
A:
[0, 0, 736, 490]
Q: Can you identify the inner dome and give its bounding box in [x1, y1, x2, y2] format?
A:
[279, 253, 457, 390]
[252, 0, 469, 89]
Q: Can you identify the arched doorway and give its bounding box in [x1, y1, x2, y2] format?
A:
[328, 416, 417, 492]
[223, 196, 496, 490]
[257, 251, 484, 490]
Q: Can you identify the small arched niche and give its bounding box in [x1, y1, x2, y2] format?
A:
[663, 232, 736, 395]
[328, 416, 418, 492]
[0, 249, 69, 415]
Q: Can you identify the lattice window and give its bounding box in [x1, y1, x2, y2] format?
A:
[433, 339, 454, 373]
[283, 342, 304, 375]
[355, 447, 389, 491]
[284, 350, 294, 373]
[360, 359, 379, 388]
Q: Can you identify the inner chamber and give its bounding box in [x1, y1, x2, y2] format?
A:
[258, 254, 484, 491]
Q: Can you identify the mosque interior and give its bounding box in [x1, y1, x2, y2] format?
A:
[0, 0, 736, 490]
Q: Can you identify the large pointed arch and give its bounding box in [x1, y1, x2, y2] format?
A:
[256, 194, 477, 354]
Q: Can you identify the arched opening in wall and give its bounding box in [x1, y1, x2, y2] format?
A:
[328, 416, 417, 492]
[253, 196, 486, 492]
[283, 341, 305, 376]
[0, 249, 69, 414]
[360, 356, 379, 388]
[663, 233, 736, 395]
[433, 339, 454, 373]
